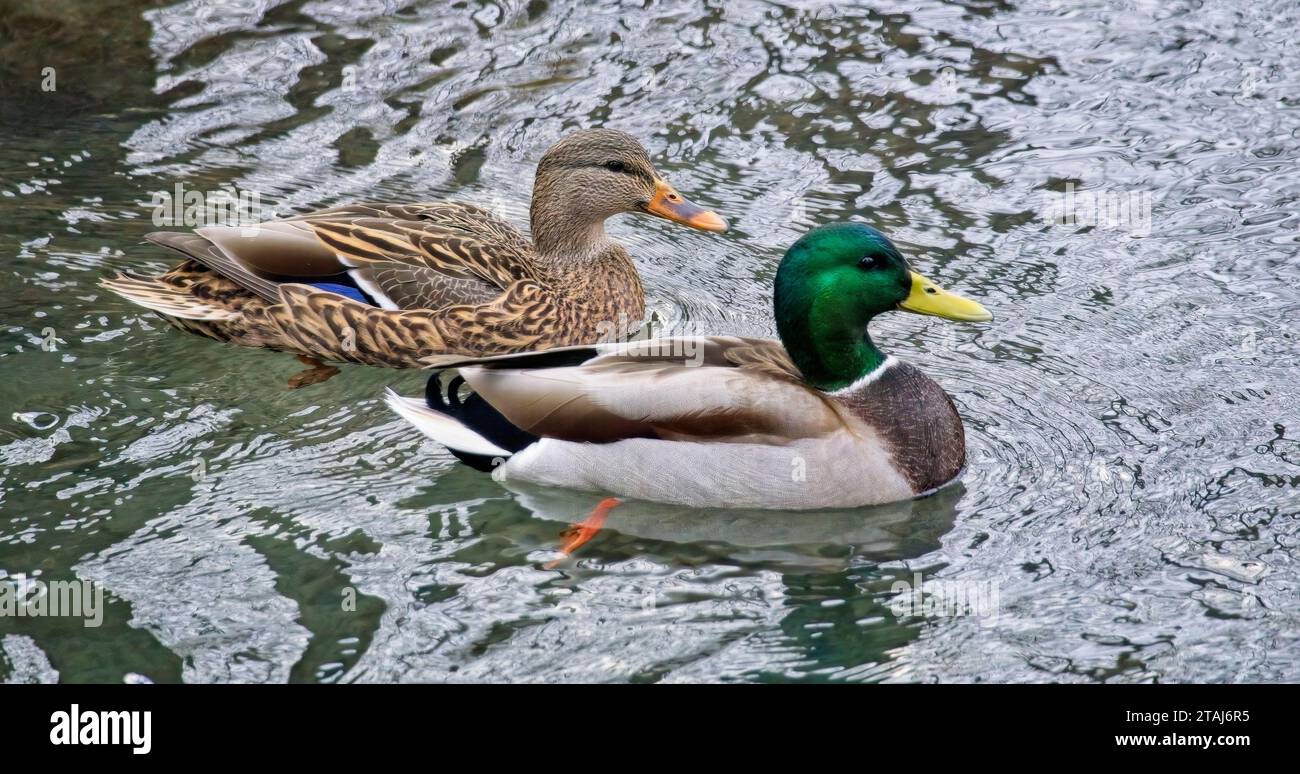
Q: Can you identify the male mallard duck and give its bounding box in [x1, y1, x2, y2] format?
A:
[101, 129, 727, 385]
[386, 222, 992, 510]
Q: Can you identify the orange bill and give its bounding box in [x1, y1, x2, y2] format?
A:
[643, 179, 728, 232]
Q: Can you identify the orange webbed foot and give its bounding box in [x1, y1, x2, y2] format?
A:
[545, 497, 621, 569]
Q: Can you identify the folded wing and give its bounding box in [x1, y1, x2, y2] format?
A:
[145, 202, 536, 311]
[459, 336, 842, 444]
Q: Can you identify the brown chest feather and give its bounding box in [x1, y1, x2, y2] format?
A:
[836, 361, 966, 493]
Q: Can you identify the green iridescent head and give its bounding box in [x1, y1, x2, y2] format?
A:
[773, 222, 992, 390]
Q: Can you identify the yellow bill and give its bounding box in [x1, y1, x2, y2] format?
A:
[898, 271, 992, 322]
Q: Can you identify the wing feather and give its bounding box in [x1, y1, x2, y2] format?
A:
[460, 337, 838, 444]
[152, 202, 537, 311]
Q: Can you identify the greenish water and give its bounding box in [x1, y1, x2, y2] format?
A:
[1, 0, 1298, 683]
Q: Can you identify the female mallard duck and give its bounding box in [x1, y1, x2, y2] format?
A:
[386, 222, 992, 510]
[101, 129, 727, 385]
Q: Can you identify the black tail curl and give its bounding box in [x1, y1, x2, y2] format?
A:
[424, 370, 538, 473]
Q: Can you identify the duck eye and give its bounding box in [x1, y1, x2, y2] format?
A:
[604, 160, 627, 173]
[859, 254, 880, 270]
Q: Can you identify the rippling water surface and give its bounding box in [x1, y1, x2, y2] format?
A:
[2, 0, 1298, 682]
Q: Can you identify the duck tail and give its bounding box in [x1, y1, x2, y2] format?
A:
[100, 272, 239, 321]
[384, 388, 510, 457]
[385, 371, 538, 472]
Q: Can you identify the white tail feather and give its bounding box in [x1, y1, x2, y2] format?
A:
[384, 389, 512, 458]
